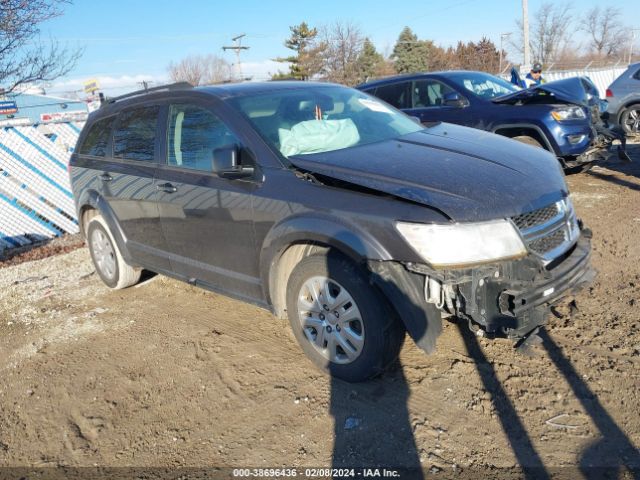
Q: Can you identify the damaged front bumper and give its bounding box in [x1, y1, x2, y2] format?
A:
[570, 124, 632, 167]
[369, 231, 595, 353]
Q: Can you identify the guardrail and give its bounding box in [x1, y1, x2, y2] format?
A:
[0, 122, 83, 253]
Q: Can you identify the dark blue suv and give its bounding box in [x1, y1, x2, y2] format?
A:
[358, 71, 607, 170]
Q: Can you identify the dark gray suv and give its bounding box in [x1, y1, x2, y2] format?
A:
[70, 82, 594, 381]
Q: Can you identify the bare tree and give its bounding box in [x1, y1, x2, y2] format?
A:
[580, 6, 626, 57]
[319, 21, 364, 85]
[168, 54, 232, 85]
[512, 2, 573, 64]
[0, 0, 81, 92]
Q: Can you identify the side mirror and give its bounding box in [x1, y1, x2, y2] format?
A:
[212, 145, 254, 179]
[443, 92, 466, 108]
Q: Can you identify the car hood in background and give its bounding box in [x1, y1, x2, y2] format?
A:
[288, 123, 568, 223]
[494, 77, 593, 107]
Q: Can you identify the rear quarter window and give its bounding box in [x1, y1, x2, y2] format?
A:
[113, 106, 160, 162]
[79, 116, 115, 156]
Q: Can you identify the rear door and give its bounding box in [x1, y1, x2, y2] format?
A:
[99, 104, 171, 271]
[405, 79, 472, 125]
[155, 102, 261, 300]
[367, 81, 411, 110]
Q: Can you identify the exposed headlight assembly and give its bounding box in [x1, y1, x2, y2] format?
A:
[551, 106, 587, 122]
[396, 219, 527, 268]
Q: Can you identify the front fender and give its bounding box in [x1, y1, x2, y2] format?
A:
[259, 213, 392, 306]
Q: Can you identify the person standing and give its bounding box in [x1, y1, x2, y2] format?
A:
[524, 62, 545, 87]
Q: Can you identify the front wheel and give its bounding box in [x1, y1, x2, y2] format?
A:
[620, 104, 640, 135]
[511, 135, 544, 149]
[286, 252, 405, 382]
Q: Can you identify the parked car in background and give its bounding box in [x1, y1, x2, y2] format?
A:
[358, 71, 624, 170]
[606, 62, 640, 135]
[70, 81, 594, 382]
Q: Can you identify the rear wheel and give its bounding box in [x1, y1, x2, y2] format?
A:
[86, 214, 141, 289]
[512, 135, 544, 149]
[286, 252, 405, 382]
[620, 104, 640, 135]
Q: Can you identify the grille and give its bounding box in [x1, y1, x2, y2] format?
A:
[528, 229, 566, 255]
[511, 200, 579, 262]
[512, 204, 560, 230]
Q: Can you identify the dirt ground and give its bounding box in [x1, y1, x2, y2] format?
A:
[1, 145, 640, 478]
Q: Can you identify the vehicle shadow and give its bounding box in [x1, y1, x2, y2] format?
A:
[586, 142, 640, 189]
[330, 367, 423, 477]
[538, 329, 640, 479]
[326, 254, 639, 478]
[327, 256, 428, 478]
[455, 321, 551, 480]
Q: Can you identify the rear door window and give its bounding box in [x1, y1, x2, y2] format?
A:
[113, 106, 159, 162]
[167, 104, 240, 172]
[79, 116, 115, 156]
[412, 80, 456, 107]
[374, 82, 410, 109]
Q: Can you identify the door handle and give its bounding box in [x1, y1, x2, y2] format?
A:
[99, 173, 113, 182]
[156, 182, 177, 193]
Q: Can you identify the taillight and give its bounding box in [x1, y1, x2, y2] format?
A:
[606, 89, 613, 97]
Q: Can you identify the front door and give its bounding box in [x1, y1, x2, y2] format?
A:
[155, 103, 261, 301]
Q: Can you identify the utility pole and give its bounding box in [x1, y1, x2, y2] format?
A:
[522, 0, 531, 69]
[223, 34, 250, 81]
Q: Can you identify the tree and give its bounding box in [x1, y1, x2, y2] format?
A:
[356, 38, 385, 83]
[0, 0, 81, 92]
[167, 54, 231, 85]
[319, 21, 364, 85]
[274, 22, 325, 80]
[392, 27, 433, 73]
[513, 2, 573, 64]
[580, 6, 626, 57]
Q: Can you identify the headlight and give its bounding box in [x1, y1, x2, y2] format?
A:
[551, 106, 587, 122]
[395, 219, 527, 268]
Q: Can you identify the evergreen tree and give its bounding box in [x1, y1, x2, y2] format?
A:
[392, 27, 431, 73]
[274, 22, 324, 80]
[356, 38, 384, 83]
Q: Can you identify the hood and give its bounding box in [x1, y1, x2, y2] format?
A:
[494, 77, 593, 107]
[289, 123, 568, 223]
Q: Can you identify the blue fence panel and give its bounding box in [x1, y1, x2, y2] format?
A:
[0, 122, 82, 253]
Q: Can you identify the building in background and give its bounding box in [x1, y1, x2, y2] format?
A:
[0, 86, 88, 127]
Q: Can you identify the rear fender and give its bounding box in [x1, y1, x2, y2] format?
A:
[76, 189, 134, 264]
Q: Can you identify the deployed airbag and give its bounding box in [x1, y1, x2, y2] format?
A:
[279, 119, 360, 157]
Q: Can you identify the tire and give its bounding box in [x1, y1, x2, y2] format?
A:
[511, 135, 544, 149]
[620, 103, 640, 135]
[86, 214, 141, 289]
[286, 252, 405, 382]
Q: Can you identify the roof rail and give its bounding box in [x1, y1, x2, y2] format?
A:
[104, 82, 193, 106]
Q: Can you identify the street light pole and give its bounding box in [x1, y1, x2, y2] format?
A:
[499, 32, 512, 74]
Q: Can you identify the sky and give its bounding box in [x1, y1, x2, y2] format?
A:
[39, 0, 640, 97]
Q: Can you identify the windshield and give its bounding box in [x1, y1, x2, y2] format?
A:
[229, 86, 423, 158]
[449, 72, 521, 99]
